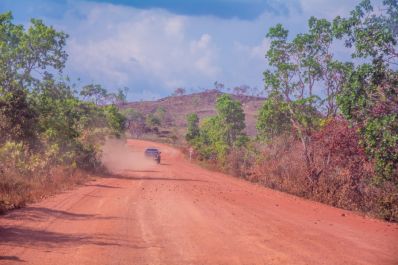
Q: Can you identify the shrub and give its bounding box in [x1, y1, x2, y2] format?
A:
[251, 118, 398, 220]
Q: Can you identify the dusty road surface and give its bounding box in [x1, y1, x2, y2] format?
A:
[1, 139, 398, 265]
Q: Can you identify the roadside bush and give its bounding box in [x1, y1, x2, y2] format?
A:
[251, 135, 309, 196]
[311, 118, 371, 209]
[226, 146, 255, 178]
[251, 118, 398, 221]
[0, 141, 58, 212]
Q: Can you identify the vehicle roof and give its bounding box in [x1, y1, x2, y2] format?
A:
[145, 148, 160, 151]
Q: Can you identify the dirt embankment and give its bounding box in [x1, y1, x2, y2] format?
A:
[0, 139, 397, 265]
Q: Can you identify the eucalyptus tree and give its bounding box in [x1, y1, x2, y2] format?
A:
[262, 22, 329, 182]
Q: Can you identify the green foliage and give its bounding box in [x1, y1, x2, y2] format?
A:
[113, 87, 129, 106]
[363, 115, 398, 181]
[122, 108, 143, 121]
[0, 141, 30, 176]
[80, 84, 108, 105]
[215, 94, 246, 146]
[146, 113, 161, 129]
[0, 12, 125, 173]
[154, 107, 167, 124]
[80, 84, 129, 107]
[338, 64, 398, 184]
[256, 93, 291, 141]
[185, 113, 200, 142]
[333, 0, 397, 64]
[196, 116, 229, 161]
[0, 12, 67, 147]
[0, 12, 67, 88]
[190, 94, 247, 164]
[103, 105, 126, 138]
[335, 1, 398, 184]
[0, 84, 37, 145]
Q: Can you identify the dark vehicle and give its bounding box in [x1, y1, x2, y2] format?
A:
[144, 148, 161, 164]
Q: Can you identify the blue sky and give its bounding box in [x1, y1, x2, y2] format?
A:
[0, 0, 362, 100]
[86, 0, 292, 19]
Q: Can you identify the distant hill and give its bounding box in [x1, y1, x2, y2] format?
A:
[122, 89, 265, 137]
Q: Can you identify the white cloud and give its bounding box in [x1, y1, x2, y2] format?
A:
[61, 2, 224, 99]
[191, 34, 212, 52]
[43, 0, 364, 100]
[234, 38, 270, 60]
[164, 17, 185, 37]
[189, 34, 220, 77]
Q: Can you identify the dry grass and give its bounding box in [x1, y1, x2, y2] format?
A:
[0, 168, 93, 214]
[249, 120, 398, 221]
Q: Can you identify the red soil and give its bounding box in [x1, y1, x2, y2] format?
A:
[0, 139, 397, 264]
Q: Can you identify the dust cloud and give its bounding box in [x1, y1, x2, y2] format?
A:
[101, 138, 155, 174]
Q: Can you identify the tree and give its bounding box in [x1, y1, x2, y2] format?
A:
[333, 0, 398, 65]
[173, 87, 186, 96]
[80, 84, 108, 105]
[214, 81, 225, 91]
[111, 87, 129, 107]
[334, 0, 398, 184]
[306, 17, 353, 116]
[155, 107, 167, 124]
[263, 18, 350, 117]
[122, 108, 145, 138]
[260, 0, 398, 184]
[190, 95, 247, 162]
[145, 113, 161, 131]
[0, 84, 37, 145]
[256, 92, 291, 141]
[0, 12, 67, 89]
[103, 105, 126, 138]
[0, 12, 125, 171]
[263, 22, 329, 182]
[185, 113, 200, 142]
[199, 116, 229, 160]
[233, 85, 249, 96]
[0, 12, 67, 146]
[215, 94, 247, 147]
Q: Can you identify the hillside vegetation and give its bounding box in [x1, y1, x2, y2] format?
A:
[122, 90, 264, 139]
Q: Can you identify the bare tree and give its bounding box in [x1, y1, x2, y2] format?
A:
[214, 81, 225, 92]
[173, 87, 186, 96]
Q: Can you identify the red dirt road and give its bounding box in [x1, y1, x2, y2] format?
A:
[1, 139, 398, 265]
